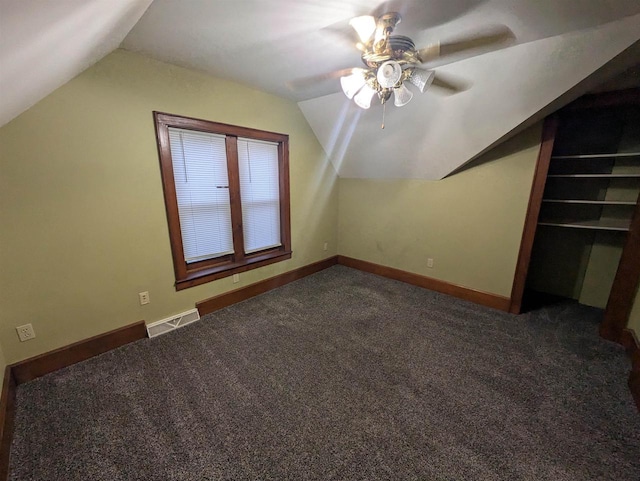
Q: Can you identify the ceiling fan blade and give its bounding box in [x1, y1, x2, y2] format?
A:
[286, 68, 357, 93]
[417, 43, 441, 63]
[430, 72, 471, 96]
[418, 25, 515, 64]
[321, 21, 360, 47]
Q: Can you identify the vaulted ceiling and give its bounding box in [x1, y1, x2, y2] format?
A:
[2, 0, 640, 179]
[0, 0, 153, 127]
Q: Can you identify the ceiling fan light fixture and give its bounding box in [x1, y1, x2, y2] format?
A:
[349, 15, 376, 43]
[340, 70, 366, 99]
[393, 83, 413, 107]
[409, 68, 436, 93]
[354, 84, 376, 109]
[377, 60, 402, 89]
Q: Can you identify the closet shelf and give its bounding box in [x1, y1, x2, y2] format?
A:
[538, 218, 631, 232]
[542, 199, 637, 206]
[551, 152, 640, 160]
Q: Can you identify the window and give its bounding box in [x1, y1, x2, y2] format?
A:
[154, 112, 291, 290]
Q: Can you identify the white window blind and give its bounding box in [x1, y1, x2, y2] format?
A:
[168, 128, 234, 263]
[237, 138, 281, 253]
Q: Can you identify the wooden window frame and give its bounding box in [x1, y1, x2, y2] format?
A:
[153, 112, 292, 290]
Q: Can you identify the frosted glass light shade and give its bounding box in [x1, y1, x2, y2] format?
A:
[377, 60, 402, 88]
[408, 68, 435, 93]
[349, 15, 376, 43]
[340, 70, 366, 99]
[393, 83, 413, 107]
[354, 84, 377, 109]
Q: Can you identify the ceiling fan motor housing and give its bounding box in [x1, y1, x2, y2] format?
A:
[362, 35, 417, 67]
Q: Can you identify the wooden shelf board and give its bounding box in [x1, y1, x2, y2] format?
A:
[538, 219, 631, 232]
[551, 152, 640, 160]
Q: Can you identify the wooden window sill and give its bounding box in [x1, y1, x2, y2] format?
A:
[175, 250, 292, 290]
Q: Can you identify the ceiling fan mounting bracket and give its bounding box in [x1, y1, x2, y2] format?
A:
[377, 12, 401, 32]
[362, 35, 418, 68]
[360, 13, 419, 69]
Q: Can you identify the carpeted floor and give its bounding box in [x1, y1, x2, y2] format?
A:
[9, 266, 640, 480]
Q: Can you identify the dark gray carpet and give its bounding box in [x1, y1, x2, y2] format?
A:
[9, 266, 640, 480]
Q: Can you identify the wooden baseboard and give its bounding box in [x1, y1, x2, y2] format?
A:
[10, 321, 148, 384]
[337, 256, 511, 312]
[198, 254, 510, 315]
[620, 328, 640, 412]
[0, 367, 16, 481]
[630, 371, 640, 412]
[197, 256, 339, 316]
[0, 321, 147, 478]
[620, 328, 640, 371]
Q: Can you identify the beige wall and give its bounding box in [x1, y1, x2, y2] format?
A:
[337, 124, 543, 297]
[0, 49, 339, 363]
[578, 233, 624, 308]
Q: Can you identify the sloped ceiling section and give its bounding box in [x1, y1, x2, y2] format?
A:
[121, 0, 640, 180]
[2, 0, 640, 179]
[299, 14, 640, 180]
[0, 0, 153, 127]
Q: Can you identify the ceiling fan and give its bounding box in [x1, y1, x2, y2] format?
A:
[336, 12, 514, 112]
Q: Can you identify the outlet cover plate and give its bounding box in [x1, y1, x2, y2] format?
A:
[16, 323, 36, 342]
[139, 291, 150, 305]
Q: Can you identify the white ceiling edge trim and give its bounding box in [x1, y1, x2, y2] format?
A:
[298, 13, 640, 180]
[0, 0, 153, 127]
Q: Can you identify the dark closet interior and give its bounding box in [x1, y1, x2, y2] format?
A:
[523, 95, 640, 314]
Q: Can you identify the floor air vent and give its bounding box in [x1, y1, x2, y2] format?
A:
[146, 308, 200, 338]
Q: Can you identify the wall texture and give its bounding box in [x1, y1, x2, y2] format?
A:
[0, 49, 339, 363]
[337, 124, 543, 297]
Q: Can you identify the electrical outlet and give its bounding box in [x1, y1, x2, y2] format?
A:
[16, 323, 36, 342]
[427, 258, 434, 268]
[233, 274, 239, 284]
[323, 242, 328, 251]
[139, 291, 150, 305]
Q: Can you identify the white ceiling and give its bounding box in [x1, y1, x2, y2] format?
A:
[2, 0, 640, 179]
[299, 14, 640, 179]
[122, 0, 640, 102]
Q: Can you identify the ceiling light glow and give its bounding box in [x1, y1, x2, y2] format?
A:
[340, 70, 366, 99]
[354, 84, 376, 109]
[349, 15, 376, 43]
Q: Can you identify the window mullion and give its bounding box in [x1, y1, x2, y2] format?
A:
[225, 135, 246, 262]
[278, 141, 291, 251]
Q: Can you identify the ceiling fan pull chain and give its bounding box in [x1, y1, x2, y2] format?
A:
[381, 101, 386, 129]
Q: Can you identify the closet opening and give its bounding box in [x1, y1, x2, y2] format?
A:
[511, 89, 640, 343]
